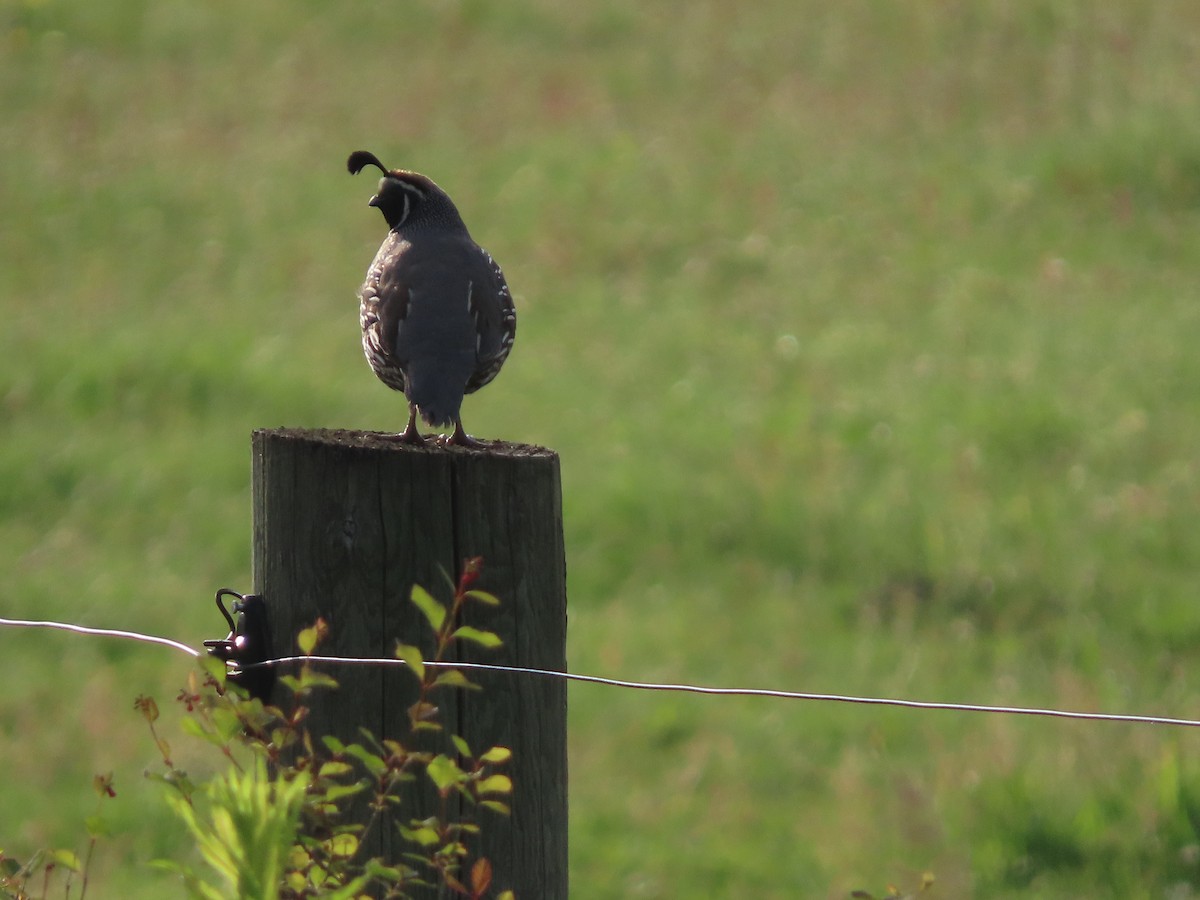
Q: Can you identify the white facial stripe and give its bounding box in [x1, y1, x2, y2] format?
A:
[380, 176, 428, 199]
[385, 177, 426, 201]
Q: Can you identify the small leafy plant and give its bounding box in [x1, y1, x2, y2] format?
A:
[140, 557, 515, 899]
[0, 775, 114, 900]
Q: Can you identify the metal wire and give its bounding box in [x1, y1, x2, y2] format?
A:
[251, 653, 1200, 728]
[0, 616, 200, 658]
[2, 616, 1198, 728]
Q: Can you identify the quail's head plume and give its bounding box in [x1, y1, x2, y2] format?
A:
[347, 150, 515, 447]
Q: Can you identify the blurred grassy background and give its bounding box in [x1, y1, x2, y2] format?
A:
[3, 0, 1200, 896]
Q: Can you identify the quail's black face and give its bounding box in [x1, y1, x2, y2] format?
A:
[368, 175, 427, 229]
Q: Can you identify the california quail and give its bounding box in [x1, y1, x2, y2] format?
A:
[347, 150, 516, 447]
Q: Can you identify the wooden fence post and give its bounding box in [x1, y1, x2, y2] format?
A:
[251, 427, 568, 898]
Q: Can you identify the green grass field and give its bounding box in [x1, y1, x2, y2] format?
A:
[3, 1, 1200, 896]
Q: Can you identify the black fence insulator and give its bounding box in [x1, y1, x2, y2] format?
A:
[203, 589, 275, 702]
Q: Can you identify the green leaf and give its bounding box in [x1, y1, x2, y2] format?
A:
[397, 824, 440, 848]
[426, 754, 464, 793]
[322, 735, 346, 754]
[394, 643, 425, 681]
[481, 800, 511, 816]
[198, 654, 229, 685]
[365, 859, 412, 882]
[318, 761, 354, 778]
[326, 833, 359, 858]
[278, 674, 304, 693]
[322, 780, 370, 803]
[299, 668, 340, 690]
[431, 669, 478, 690]
[451, 734, 472, 758]
[144, 769, 197, 801]
[178, 716, 217, 744]
[85, 814, 111, 839]
[297, 625, 320, 656]
[284, 870, 307, 893]
[356, 727, 386, 754]
[480, 746, 512, 764]
[435, 563, 458, 595]
[476, 774, 513, 796]
[281, 668, 339, 693]
[452, 626, 503, 649]
[211, 706, 244, 743]
[343, 743, 388, 778]
[382, 738, 406, 755]
[410, 584, 446, 633]
[464, 589, 501, 607]
[48, 849, 81, 871]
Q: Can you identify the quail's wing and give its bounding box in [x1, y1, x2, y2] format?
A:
[361, 240, 412, 364]
[374, 265, 411, 360]
[465, 247, 516, 393]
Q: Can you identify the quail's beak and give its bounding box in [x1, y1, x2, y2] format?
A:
[368, 195, 381, 208]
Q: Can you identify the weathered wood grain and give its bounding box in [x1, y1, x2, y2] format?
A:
[252, 427, 567, 898]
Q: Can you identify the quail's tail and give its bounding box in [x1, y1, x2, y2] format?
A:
[405, 354, 475, 429]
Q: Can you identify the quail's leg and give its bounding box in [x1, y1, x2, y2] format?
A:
[391, 403, 426, 445]
[446, 418, 484, 449]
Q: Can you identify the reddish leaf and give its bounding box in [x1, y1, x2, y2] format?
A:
[471, 857, 493, 895]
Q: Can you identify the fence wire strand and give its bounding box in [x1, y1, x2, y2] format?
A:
[2, 615, 1198, 728]
[0, 616, 200, 658]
